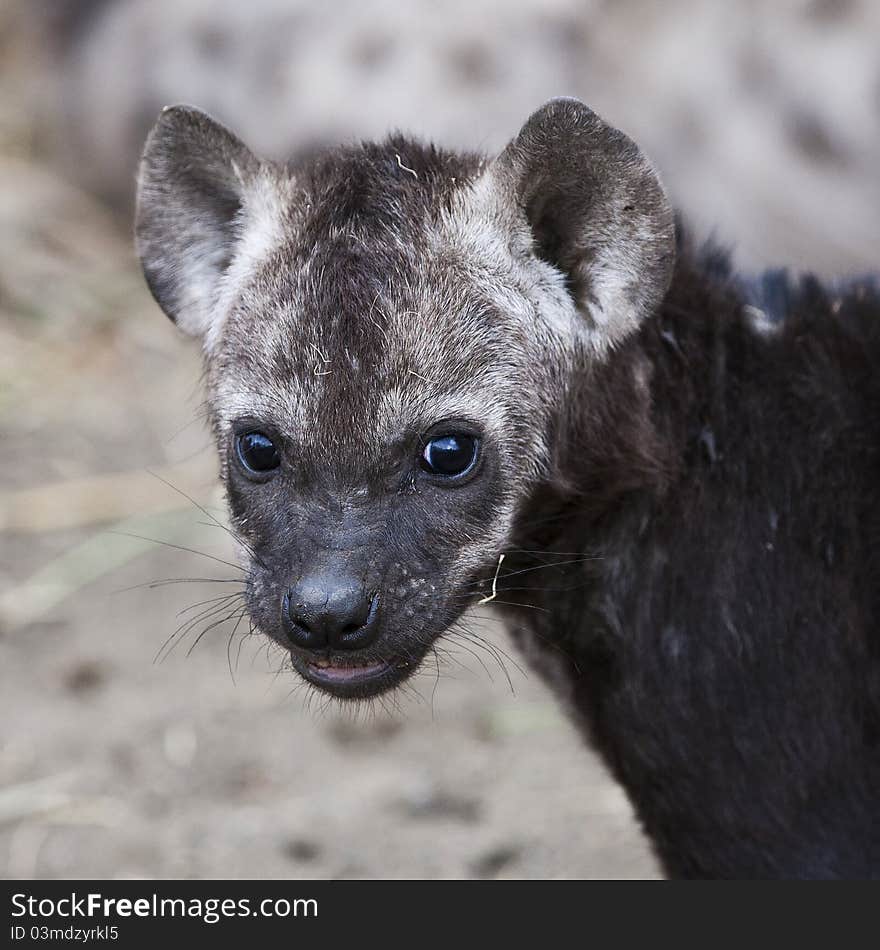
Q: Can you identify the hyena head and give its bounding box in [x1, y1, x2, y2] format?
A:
[135, 98, 674, 699]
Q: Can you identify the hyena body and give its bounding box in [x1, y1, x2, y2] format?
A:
[135, 99, 880, 878]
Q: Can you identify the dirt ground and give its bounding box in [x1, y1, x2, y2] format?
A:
[1, 0, 878, 880]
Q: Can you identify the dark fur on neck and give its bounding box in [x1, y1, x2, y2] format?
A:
[503, 230, 880, 878]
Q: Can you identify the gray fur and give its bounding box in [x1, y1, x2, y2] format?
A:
[135, 105, 290, 343]
[492, 97, 675, 352]
[135, 98, 675, 589]
[133, 98, 675, 690]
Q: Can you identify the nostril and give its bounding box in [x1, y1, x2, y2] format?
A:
[282, 582, 378, 652]
[281, 587, 326, 651]
[334, 593, 379, 651]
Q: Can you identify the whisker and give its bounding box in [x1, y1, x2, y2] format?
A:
[107, 530, 245, 573]
[155, 593, 245, 663]
[233, 619, 253, 676]
[145, 468, 267, 569]
[176, 591, 246, 618]
[450, 615, 526, 680]
[185, 606, 248, 658]
[500, 617, 582, 673]
[480, 598, 550, 613]
[226, 609, 249, 685]
[460, 555, 603, 590]
[429, 645, 442, 714]
[114, 577, 244, 594]
[445, 627, 497, 683]
[490, 582, 595, 594]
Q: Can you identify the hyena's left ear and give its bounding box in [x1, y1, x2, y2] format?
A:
[135, 105, 285, 343]
[493, 98, 675, 351]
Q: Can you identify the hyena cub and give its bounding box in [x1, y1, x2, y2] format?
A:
[135, 99, 880, 879]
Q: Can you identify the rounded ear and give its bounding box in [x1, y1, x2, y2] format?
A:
[134, 105, 279, 341]
[493, 98, 675, 350]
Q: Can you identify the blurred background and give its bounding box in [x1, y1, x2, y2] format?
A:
[1, 0, 878, 880]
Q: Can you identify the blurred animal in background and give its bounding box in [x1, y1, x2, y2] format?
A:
[134, 96, 880, 879]
[24, 0, 880, 275]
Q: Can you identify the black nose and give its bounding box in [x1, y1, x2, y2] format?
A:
[282, 575, 378, 652]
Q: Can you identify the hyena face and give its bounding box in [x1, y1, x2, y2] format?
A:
[135, 98, 674, 698]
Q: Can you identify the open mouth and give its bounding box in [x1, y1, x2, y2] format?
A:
[291, 652, 413, 699]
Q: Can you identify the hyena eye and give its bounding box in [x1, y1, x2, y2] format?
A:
[420, 433, 479, 478]
[236, 431, 281, 475]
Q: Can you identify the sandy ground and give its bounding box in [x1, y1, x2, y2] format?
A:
[1, 0, 878, 879]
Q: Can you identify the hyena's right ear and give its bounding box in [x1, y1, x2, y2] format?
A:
[135, 105, 284, 343]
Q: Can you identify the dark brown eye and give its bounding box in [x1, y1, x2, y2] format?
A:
[236, 431, 280, 474]
[420, 433, 478, 477]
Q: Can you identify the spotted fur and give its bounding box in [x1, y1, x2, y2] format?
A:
[135, 99, 880, 878]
